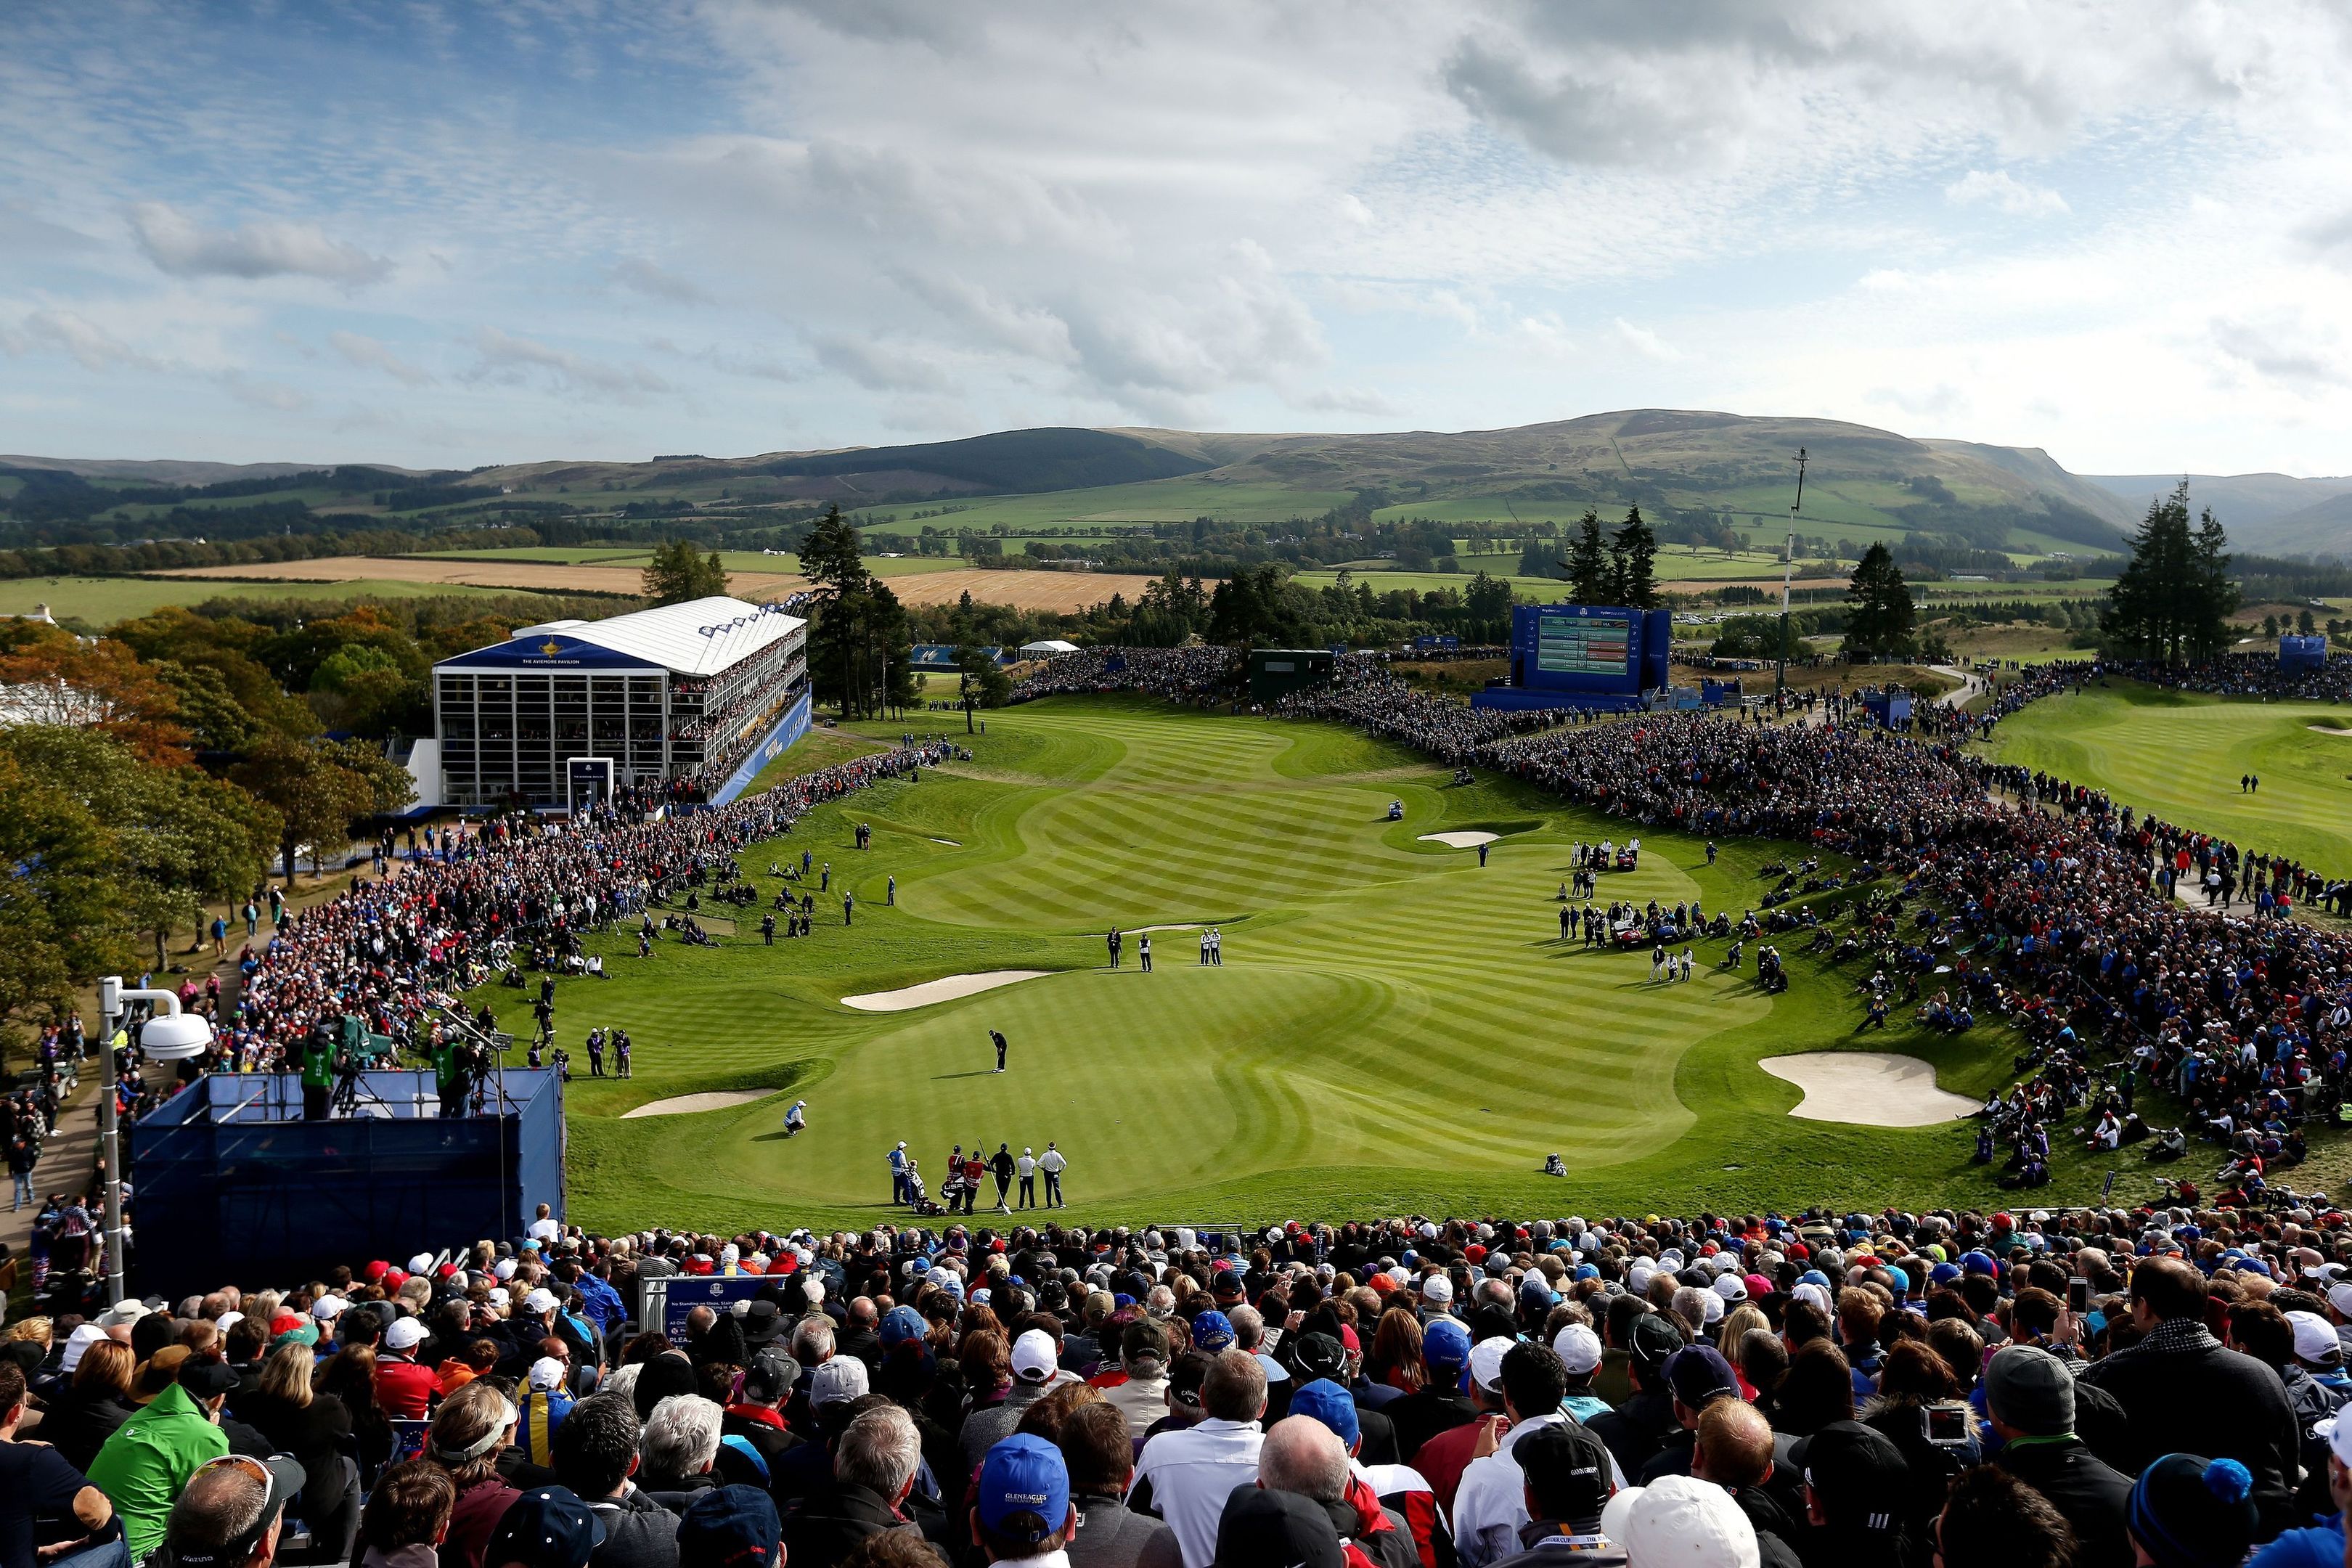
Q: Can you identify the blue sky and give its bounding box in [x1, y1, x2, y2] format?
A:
[7, 1, 2352, 475]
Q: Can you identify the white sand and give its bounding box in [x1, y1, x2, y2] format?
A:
[1759, 1053, 1978, 1127]
[620, 1090, 769, 1119]
[1130, 923, 1203, 933]
[2308, 725, 2352, 737]
[931, 837, 961, 845]
[1418, 830, 1500, 849]
[842, 970, 1051, 1012]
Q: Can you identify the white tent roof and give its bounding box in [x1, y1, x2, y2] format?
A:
[1019, 639, 1082, 655]
[510, 596, 804, 678]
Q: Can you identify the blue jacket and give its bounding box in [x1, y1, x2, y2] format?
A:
[2250, 1518, 2343, 1568]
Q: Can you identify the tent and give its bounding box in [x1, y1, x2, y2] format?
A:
[1019, 640, 1081, 656]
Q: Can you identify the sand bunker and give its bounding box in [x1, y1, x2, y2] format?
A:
[620, 1090, 769, 1119]
[2309, 724, 2352, 737]
[1418, 830, 1500, 849]
[931, 838, 961, 846]
[1759, 1053, 1978, 1127]
[842, 970, 1050, 1012]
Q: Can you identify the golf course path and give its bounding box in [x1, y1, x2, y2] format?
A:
[1760, 1053, 1977, 1126]
[621, 1090, 771, 1119]
[842, 970, 1052, 1011]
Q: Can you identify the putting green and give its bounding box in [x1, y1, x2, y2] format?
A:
[1982, 680, 2352, 881]
[546, 699, 2040, 1234]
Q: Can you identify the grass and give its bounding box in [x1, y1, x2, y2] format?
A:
[522, 696, 2152, 1237]
[1981, 679, 2352, 878]
[844, 480, 1355, 536]
[0, 575, 547, 624]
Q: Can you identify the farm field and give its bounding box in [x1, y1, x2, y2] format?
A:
[0, 573, 544, 625]
[539, 697, 2085, 1236]
[841, 478, 1355, 536]
[1982, 681, 2352, 878]
[142, 556, 1156, 613]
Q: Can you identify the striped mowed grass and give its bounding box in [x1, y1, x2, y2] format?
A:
[1983, 680, 2352, 883]
[550, 698, 2033, 1234]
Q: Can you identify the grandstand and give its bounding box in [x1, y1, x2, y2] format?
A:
[430, 595, 809, 809]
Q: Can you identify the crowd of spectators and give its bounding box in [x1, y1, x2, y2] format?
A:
[17, 1207, 2352, 1568]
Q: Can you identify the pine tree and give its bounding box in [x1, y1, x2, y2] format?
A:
[1609, 506, 1658, 608]
[2102, 481, 2234, 664]
[1564, 510, 1610, 605]
[640, 538, 730, 605]
[1842, 542, 1916, 659]
[798, 505, 878, 715]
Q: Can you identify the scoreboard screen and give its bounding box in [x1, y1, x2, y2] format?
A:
[1535, 613, 1633, 677]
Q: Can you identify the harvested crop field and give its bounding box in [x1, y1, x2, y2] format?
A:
[147, 559, 1162, 613]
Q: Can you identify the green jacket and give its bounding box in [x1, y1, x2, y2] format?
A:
[301, 1042, 335, 1090]
[87, 1381, 230, 1561]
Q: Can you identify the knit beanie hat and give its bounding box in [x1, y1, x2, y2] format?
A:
[2127, 1454, 2257, 1568]
[1983, 1344, 2074, 1436]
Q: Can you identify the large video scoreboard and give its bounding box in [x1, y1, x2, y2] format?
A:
[1535, 612, 1634, 677]
[1505, 603, 1670, 701]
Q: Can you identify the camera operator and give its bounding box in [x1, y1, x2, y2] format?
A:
[300, 1025, 336, 1122]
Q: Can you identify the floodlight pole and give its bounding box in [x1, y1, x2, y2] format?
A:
[1774, 447, 1808, 715]
[94, 978, 196, 1303]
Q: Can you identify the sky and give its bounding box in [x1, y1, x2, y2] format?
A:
[7, 1, 2352, 475]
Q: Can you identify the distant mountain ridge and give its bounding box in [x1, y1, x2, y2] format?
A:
[12, 412, 2349, 558]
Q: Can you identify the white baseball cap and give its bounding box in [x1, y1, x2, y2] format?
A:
[1421, 1275, 1454, 1306]
[1552, 1323, 1604, 1376]
[1012, 1328, 1059, 1384]
[408, 1252, 435, 1274]
[1712, 1273, 1747, 1302]
[311, 1296, 348, 1321]
[528, 1355, 568, 1392]
[1469, 1336, 1513, 1392]
[2328, 1283, 2352, 1318]
[2319, 1415, 2352, 1470]
[2287, 1310, 2341, 1365]
[1601, 1476, 1760, 1568]
[809, 1356, 870, 1408]
[97, 1299, 148, 1328]
[383, 1317, 425, 1352]
[523, 1288, 560, 1315]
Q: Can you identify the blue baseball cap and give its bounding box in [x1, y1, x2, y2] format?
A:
[1929, 1262, 1961, 1286]
[879, 1305, 927, 1348]
[976, 1434, 1070, 1544]
[1192, 1310, 1236, 1353]
[1423, 1318, 1471, 1368]
[677, 1485, 781, 1568]
[486, 1488, 606, 1568]
[1289, 1378, 1361, 1450]
[1960, 1251, 1998, 1276]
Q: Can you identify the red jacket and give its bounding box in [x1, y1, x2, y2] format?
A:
[376, 1355, 438, 1418]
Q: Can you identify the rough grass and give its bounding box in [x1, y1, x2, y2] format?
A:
[520, 696, 2271, 1235]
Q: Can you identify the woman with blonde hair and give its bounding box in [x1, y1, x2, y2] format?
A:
[418, 1379, 519, 1568]
[38, 1338, 136, 1471]
[243, 1342, 362, 1563]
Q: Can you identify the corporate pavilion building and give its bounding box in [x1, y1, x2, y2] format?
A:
[428, 595, 809, 810]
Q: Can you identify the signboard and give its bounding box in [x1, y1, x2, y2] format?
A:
[1536, 613, 1633, 677]
[642, 1273, 775, 1340]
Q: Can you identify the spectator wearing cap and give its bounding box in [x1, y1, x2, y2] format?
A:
[1586, 1315, 1683, 1480]
[1454, 1344, 1628, 1568]
[1386, 1320, 1476, 1466]
[1408, 1339, 1513, 1519]
[1983, 1345, 2131, 1568]
[485, 1487, 605, 1568]
[1932, 1466, 2075, 1568]
[1634, 1347, 1741, 1485]
[419, 1380, 524, 1568]
[1550, 1326, 1609, 1425]
[1093, 1322, 1172, 1440]
[2126, 1455, 2258, 1568]
[520, 1358, 579, 1471]
[1482, 1421, 1617, 1568]
[239, 1341, 363, 1562]
[1127, 1349, 1267, 1568]
[721, 1352, 805, 1485]
[1787, 1419, 1914, 1567]
[86, 1352, 236, 1562]
[968, 1434, 1076, 1567]
[550, 1395, 676, 1568]
[377, 1315, 440, 1420]
[1214, 1489, 1346, 1568]
[677, 1486, 782, 1568]
[1, 1360, 122, 1568]
[783, 1404, 927, 1568]
[2076, 1257, 2300, 1532]
[1286, 1382, 1445, 1568]
[1289, 1326, 1400, 1468]
[1597, 1474, 1759, 1568]
[1256, 1415, 1417, 1568]
[160, 1453, 307, 1568]
[961, 1331, 1066, 1474]
[1053, 1402, 1179, 1568]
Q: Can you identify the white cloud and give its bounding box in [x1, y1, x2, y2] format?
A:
[219, 372, 312, 412]
[1606, 318, 1684, 362]
[611, 256, 714, 304]
[2210, 312, 2347, 392]
[1, 306, 161, 371]
[1945, 168, 2070, 216]
[331, 330, 434, 386]
[128, 201, 391, 284]
[811, 332, 958, 393]
[469, 327, 670, 399]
